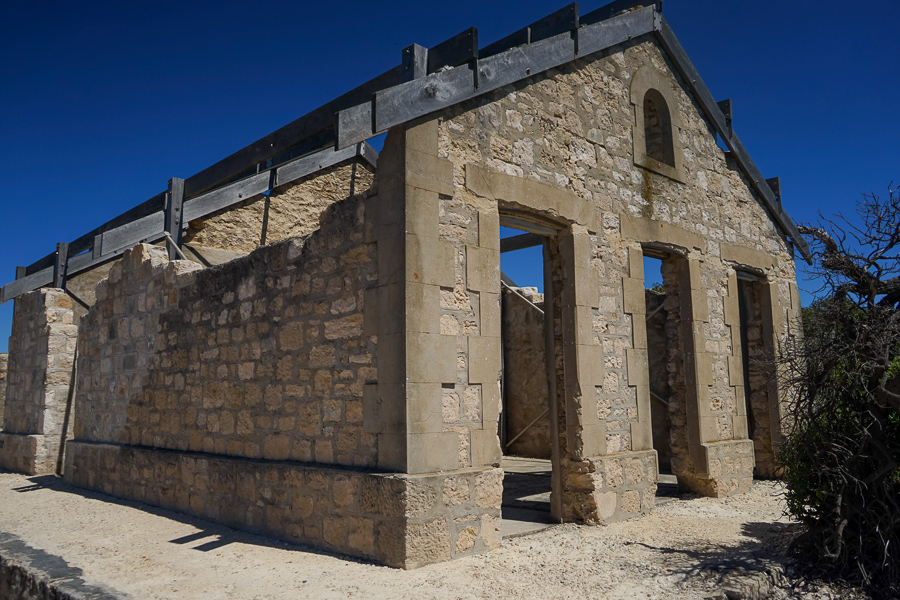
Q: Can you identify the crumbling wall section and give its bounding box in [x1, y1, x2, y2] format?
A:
[65, 188, 501, 567]
[185, 160, 374, 255]
[72, 194, 377, 467]
[0, 290, 76, 474]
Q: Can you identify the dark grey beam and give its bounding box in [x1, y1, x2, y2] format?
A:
[500, 232, 544, 253]
[1, 266, 54, 304]
[182, 65, 403, 199]
[480, 3, 579, 59]
[581, 0, 661, 26]
[766, 177, 782, 208]
[165, 178, 185, 260]
[53, 242, 68, 289]
[717, 99, 733, 136]
[369, 7, 653, 135]
[403, 44, 428, 82]
[1, 143, 378, 304]
[427, 27, 478, 73]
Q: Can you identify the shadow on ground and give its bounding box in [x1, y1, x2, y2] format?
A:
[9, 472, 374, 564]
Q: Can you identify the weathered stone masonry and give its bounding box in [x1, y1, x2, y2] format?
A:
[0, 354, 7, 431]
[0, 5, 806, 570]
[0, 290, 76, 475]
[437, 35, 800, 503]
[64, 177, 502, 568]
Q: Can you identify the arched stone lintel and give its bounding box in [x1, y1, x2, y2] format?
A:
[629, 65, 687, 182]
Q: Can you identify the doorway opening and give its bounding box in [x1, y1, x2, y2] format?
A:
[735, 270, 775, 476]
[497, 217, 561, 535]
[642, 249, 680, 501]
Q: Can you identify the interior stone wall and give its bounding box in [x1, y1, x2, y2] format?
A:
[0, 354, 7, 431]
[185, 160, 374, 255]
[644, 290, 672, 470]
[501, 286, 550, 459]
[0, 289, 76, 474]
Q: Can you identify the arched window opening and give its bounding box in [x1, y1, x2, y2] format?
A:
[643, 89, 675, 167]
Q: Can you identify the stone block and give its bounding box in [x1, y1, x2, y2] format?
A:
[634, 384, 651, 423]
[407, 333, 457, 384]
[625, 347, 649, 387]
[720, 243, 776, 269]
[470, 428, 502, 467]
[377, 433, 408, 471]
[630, 419, 653, 452]
[481, 381, 501, 426]
[404, 517, 452, 569]
[573, 267, 599, 308]
[404, 118, 438, 156]
[728, 355, 743, 387]
[406, 151, 455, 197]
[406, 234, 455, 288]
[376, 333, 406, 384]
[620, 214, 703, 251]
[733, 415, 749, 440]
[467, 336, 501, 385]
[631, 316, 647, 350]
[407, 432, 461, 473]
[404, 187, 439, 239]
[579, 422, 607, 458]
[363, 383, 405, 435]
[376, 228, 405, 286]
[406, 383, 444, 434]
[406, 283, 441, 335]
[628, 247, 644, 279]
[464, 164, 495, 200]
[465, 245, 500, 293]
[477, 210, 500, 251]
[479, 292, 502, 338]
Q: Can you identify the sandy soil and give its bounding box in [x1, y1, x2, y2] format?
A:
[0, 472, 866, 599]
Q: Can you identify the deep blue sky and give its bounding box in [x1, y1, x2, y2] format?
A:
[1, 1, 897, 352]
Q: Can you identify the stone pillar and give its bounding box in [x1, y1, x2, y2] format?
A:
[361, 117, 502, 564]
[556, 234, 658, 524]
[667, 259, 753, 497]
[0, 289, 77, 474]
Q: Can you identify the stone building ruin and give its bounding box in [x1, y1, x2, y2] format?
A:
[0, 1, 807, 568]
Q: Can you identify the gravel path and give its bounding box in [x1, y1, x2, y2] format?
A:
[0, 472, 867, 599]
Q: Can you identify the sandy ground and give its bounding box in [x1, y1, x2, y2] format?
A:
[0, 471, 866, 599]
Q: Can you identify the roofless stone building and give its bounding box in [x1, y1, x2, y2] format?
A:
[0, 1, 806, 567]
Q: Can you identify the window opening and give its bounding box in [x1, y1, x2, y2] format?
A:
[643, 89, 675, 167]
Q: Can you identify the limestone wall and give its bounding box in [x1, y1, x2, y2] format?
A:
[68, 442, 502, 568]
[501, 287, 550, 459]
[65, 186, 502, 567]
[0, 289, 77, 474]
[72, 195, 377, 468]
[645, 290, 672, 470]
[185, 160, 374, 255]
[0, 354, 7, 430]
[433, 35, 800, 500]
